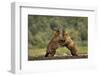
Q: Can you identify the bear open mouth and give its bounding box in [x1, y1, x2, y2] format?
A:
[59, 40, 65, 43]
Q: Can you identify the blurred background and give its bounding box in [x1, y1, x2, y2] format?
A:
[28, 15, 88, 59]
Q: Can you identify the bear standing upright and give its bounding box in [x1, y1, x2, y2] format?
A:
[45, 28, 79, 57]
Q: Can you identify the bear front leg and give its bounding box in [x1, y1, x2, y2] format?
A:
[69, 47, 78, 56]
[45, 49, 56, 57]
[66, 44, 78, 56]
[50, 50, 56, 56]
[45, 52, 49, 57]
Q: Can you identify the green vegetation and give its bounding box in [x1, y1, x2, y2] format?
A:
[28, 46, 88, 57]
[28, 15, 88, 59]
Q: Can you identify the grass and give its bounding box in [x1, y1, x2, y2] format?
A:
[28, 46, 88, 58]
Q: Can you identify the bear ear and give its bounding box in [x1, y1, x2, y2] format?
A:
[53, 28, 59, 31]
[64, 32, 69, 35]
[50, 23, 58, 31]
[53, 30, 59, 36]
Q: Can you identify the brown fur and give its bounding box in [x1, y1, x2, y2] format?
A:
[63, 32, 78, 56]
[45, 30, 78, 57]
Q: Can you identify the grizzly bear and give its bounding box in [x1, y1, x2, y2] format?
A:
[45, 28, 78, 57]
[63, 31, 78, 56]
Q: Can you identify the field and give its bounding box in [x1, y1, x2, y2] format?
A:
[28, 46, 88, 60]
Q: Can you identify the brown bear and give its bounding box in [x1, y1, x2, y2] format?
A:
[45, 28, 78, 57]
[63, 32, 78, 56]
